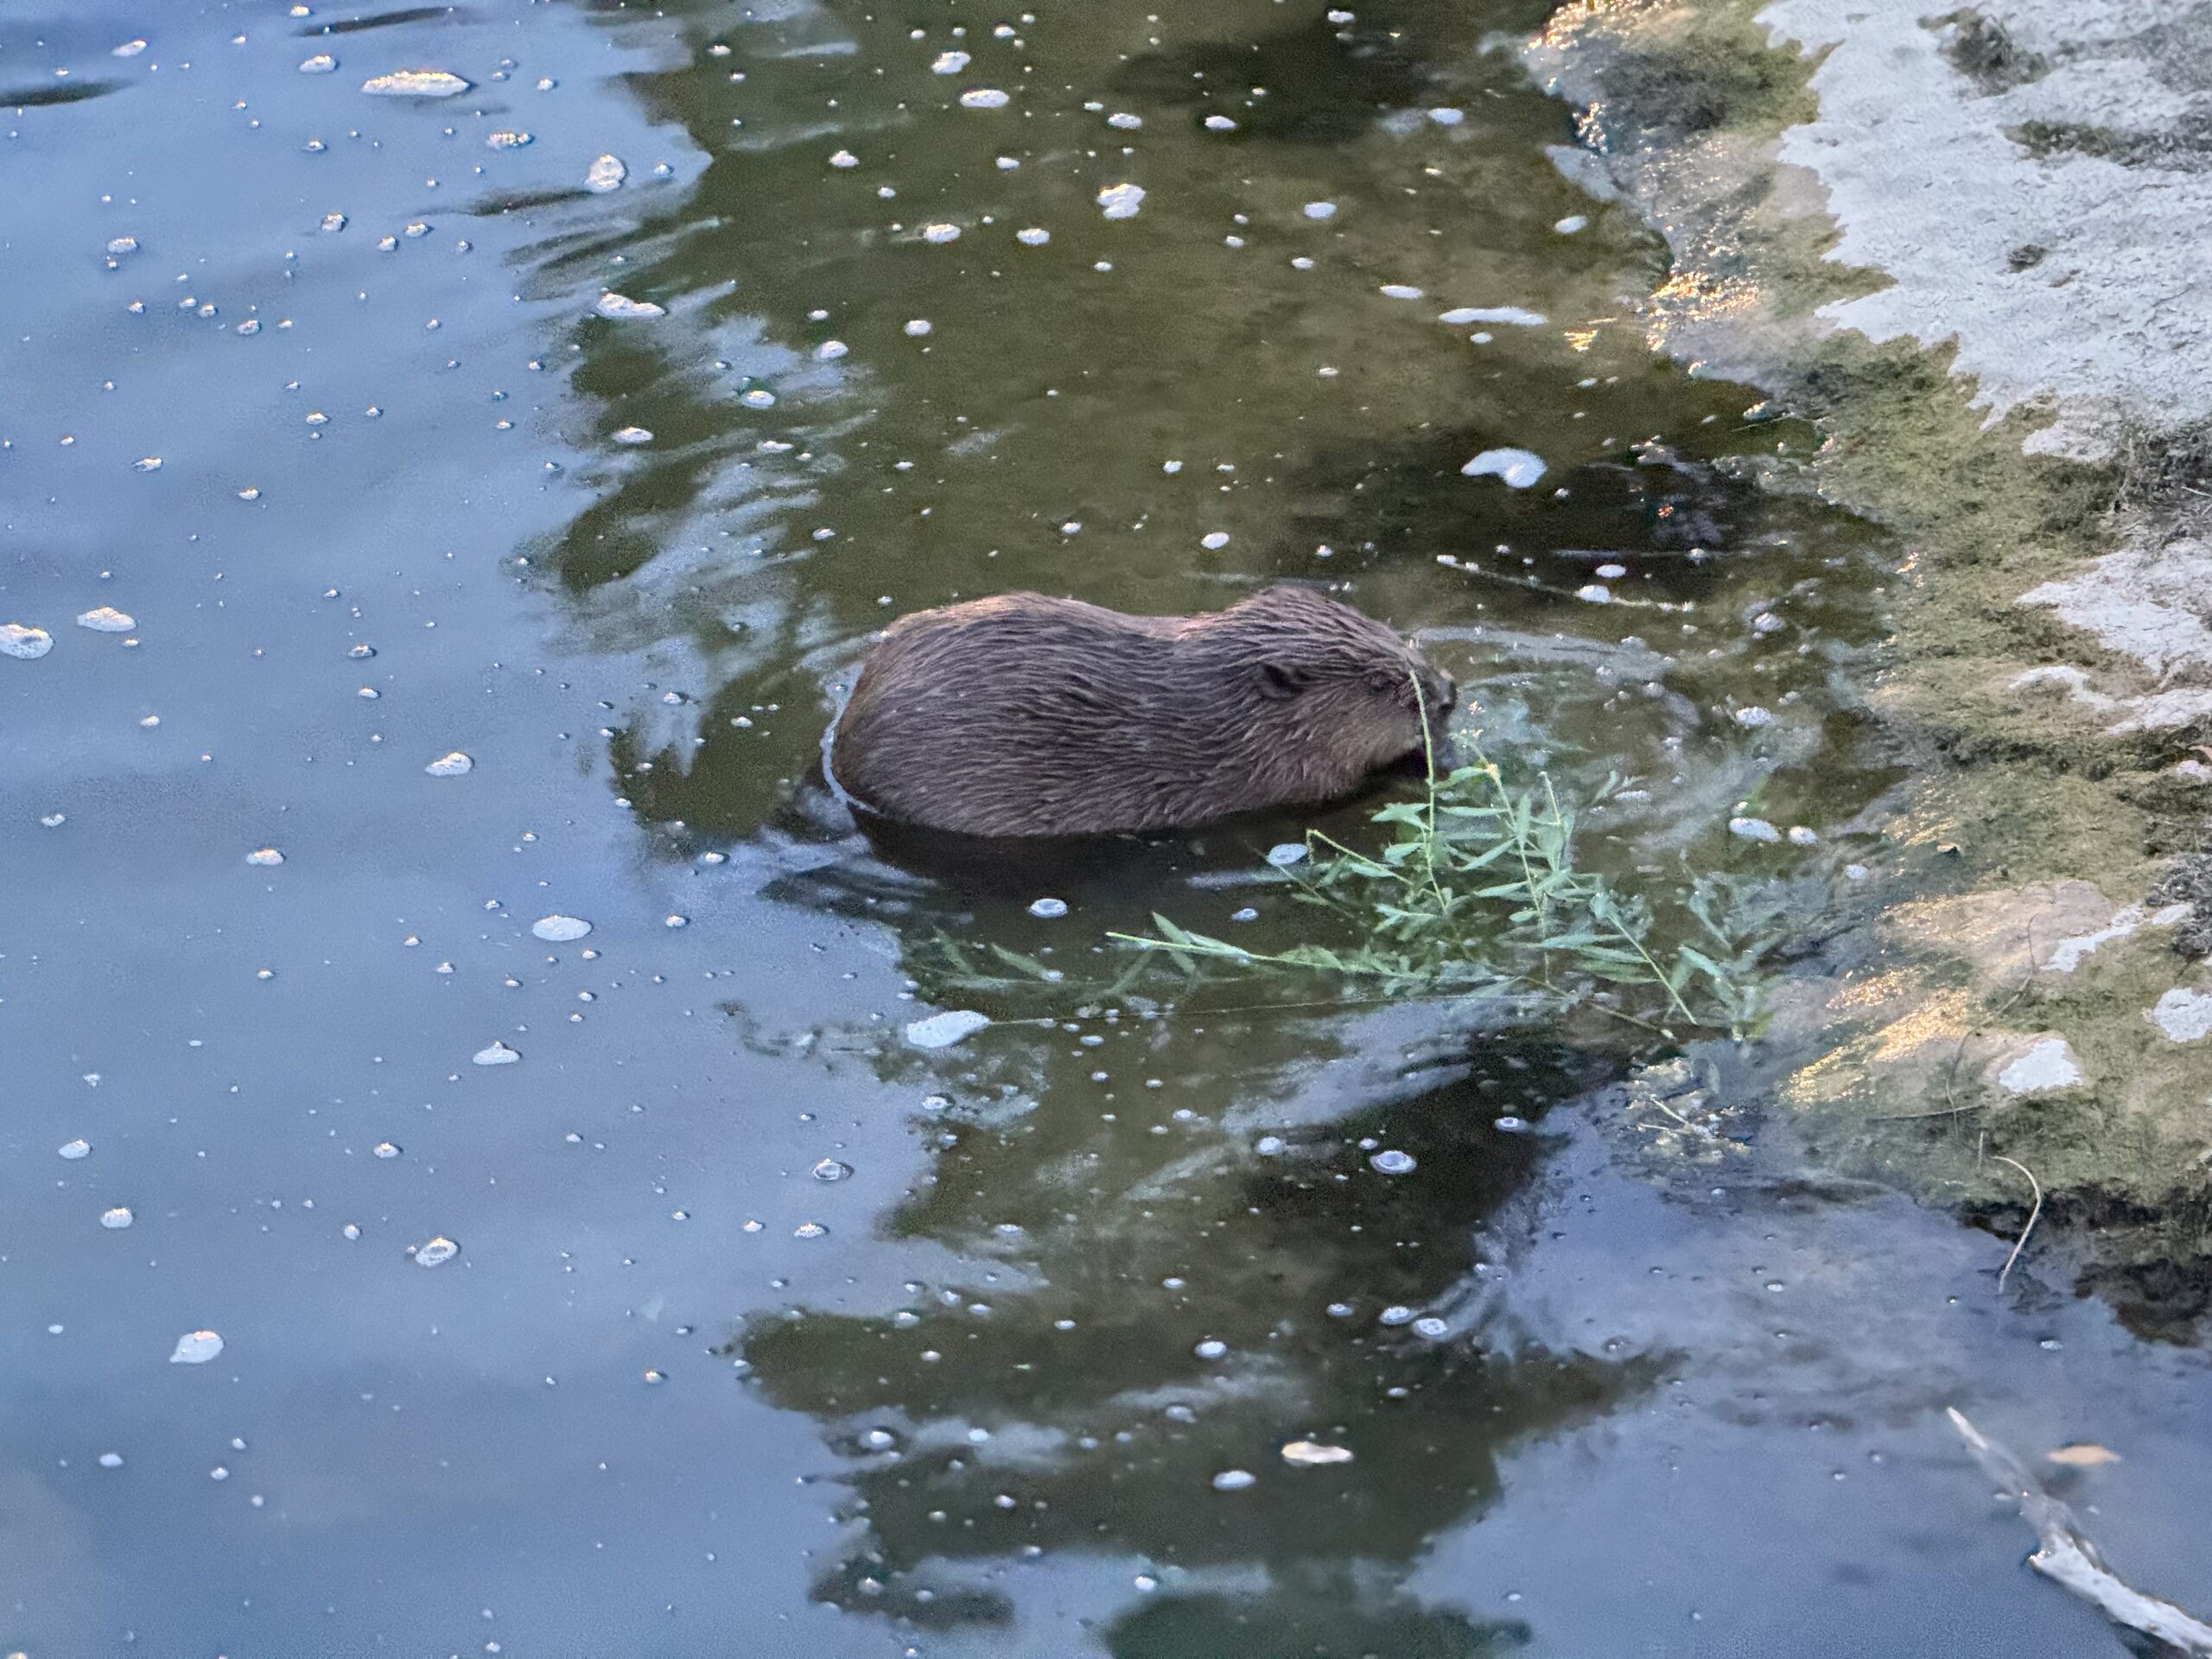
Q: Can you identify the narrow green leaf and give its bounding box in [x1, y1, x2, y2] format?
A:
[987, 944, 1058, 980]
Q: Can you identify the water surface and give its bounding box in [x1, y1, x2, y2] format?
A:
[3, 2, 2206, 1654]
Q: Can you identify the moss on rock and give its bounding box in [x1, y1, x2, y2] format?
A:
[1528, 0, 2212, 1304]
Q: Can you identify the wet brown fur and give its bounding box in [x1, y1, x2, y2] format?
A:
[830, 585, 1455, 837]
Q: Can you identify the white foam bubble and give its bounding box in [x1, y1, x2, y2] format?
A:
[1096, 182, 1146, 219]
[1459, 448, 1546, 488]
[169, 1330, 224, 1364]
[0, 624, 54, 659]
[594, 292, 664, 321]
[905, 1009, 991, 1049]
[361, 69, 471, 97]
[1437, 305, 1547, 327]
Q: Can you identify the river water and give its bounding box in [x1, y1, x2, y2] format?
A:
[3, 1, 2206, 1654]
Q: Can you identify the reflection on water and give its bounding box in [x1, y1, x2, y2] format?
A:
[537, 0, 1934, 1650]
[542, 0, 1900, 860]
[740, 1040, 1653, 1638]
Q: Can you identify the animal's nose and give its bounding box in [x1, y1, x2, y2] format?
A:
[1427, 671, 1458, 717]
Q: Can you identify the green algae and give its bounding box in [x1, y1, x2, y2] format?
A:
[1529, 0, 2212, 1290]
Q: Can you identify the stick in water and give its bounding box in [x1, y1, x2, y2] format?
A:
[1948, 1408, 2212, 1656]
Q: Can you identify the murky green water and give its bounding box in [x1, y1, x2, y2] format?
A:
[3, 2, 2205, 1654]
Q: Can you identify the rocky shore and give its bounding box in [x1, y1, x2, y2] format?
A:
[1529, 0, 2212, 1316]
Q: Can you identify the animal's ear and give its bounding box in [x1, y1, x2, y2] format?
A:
[1256, 660, 1312, 700]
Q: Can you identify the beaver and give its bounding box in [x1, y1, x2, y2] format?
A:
[829, 584, 1455, 837]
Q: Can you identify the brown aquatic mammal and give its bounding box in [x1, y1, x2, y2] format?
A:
[830, 584, 1456, 837]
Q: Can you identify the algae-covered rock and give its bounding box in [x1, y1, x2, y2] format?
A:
[1527, 0, 2212, 1306]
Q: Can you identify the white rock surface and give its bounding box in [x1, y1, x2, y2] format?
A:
[2149, 988, 2212, 1044]
[1993, 1036, 2087, 1095]
[1759, 0, 2212, 454]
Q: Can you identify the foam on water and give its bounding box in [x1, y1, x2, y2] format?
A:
[169, 1331, 223, 1364]
[361, 69, 472, 97]
[906, 1010, 991, 1049]
[1459, 448, 1546, 488]
[1096, 183, 1146, 219]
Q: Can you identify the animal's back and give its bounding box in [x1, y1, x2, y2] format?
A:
[832, 594, 1184, 836]
[830, 584, 1449, 837]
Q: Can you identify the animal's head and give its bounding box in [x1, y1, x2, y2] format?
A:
[1197, 584, 1456, 778]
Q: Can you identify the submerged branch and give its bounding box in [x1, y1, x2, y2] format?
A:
[1109, 736, 1781, 1035]
[1947, 1408, 2212, 1657]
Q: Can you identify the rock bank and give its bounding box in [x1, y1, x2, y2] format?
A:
[1527, 0, 2212, 1312]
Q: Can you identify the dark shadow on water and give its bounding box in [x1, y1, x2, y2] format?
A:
[298, 6, 467, 35]
[1112, 0, 1565, 143]
[1108, 1582, 1529, 1659]
[1113, 10, 1440, 144]
[462, 185, 598, 215]
[735, 1052, 1665, 1631]
[1287, 431, 1816, 586]
[594, 406, 1897, 855]
[3, 79, 124, 107]
[825, 746, 1437, 887]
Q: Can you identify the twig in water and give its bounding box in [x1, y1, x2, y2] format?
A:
[1992, 1154, 2043, 1297]
[1947, 1408, 2212, 1656]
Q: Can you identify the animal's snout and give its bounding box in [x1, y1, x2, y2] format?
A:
[1424, 669, 1458, 721]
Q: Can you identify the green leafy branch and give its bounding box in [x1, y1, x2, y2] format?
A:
[1110, 705, 1782, 1038]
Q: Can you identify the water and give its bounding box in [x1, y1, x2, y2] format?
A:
[3, 2, 2205, 1655]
